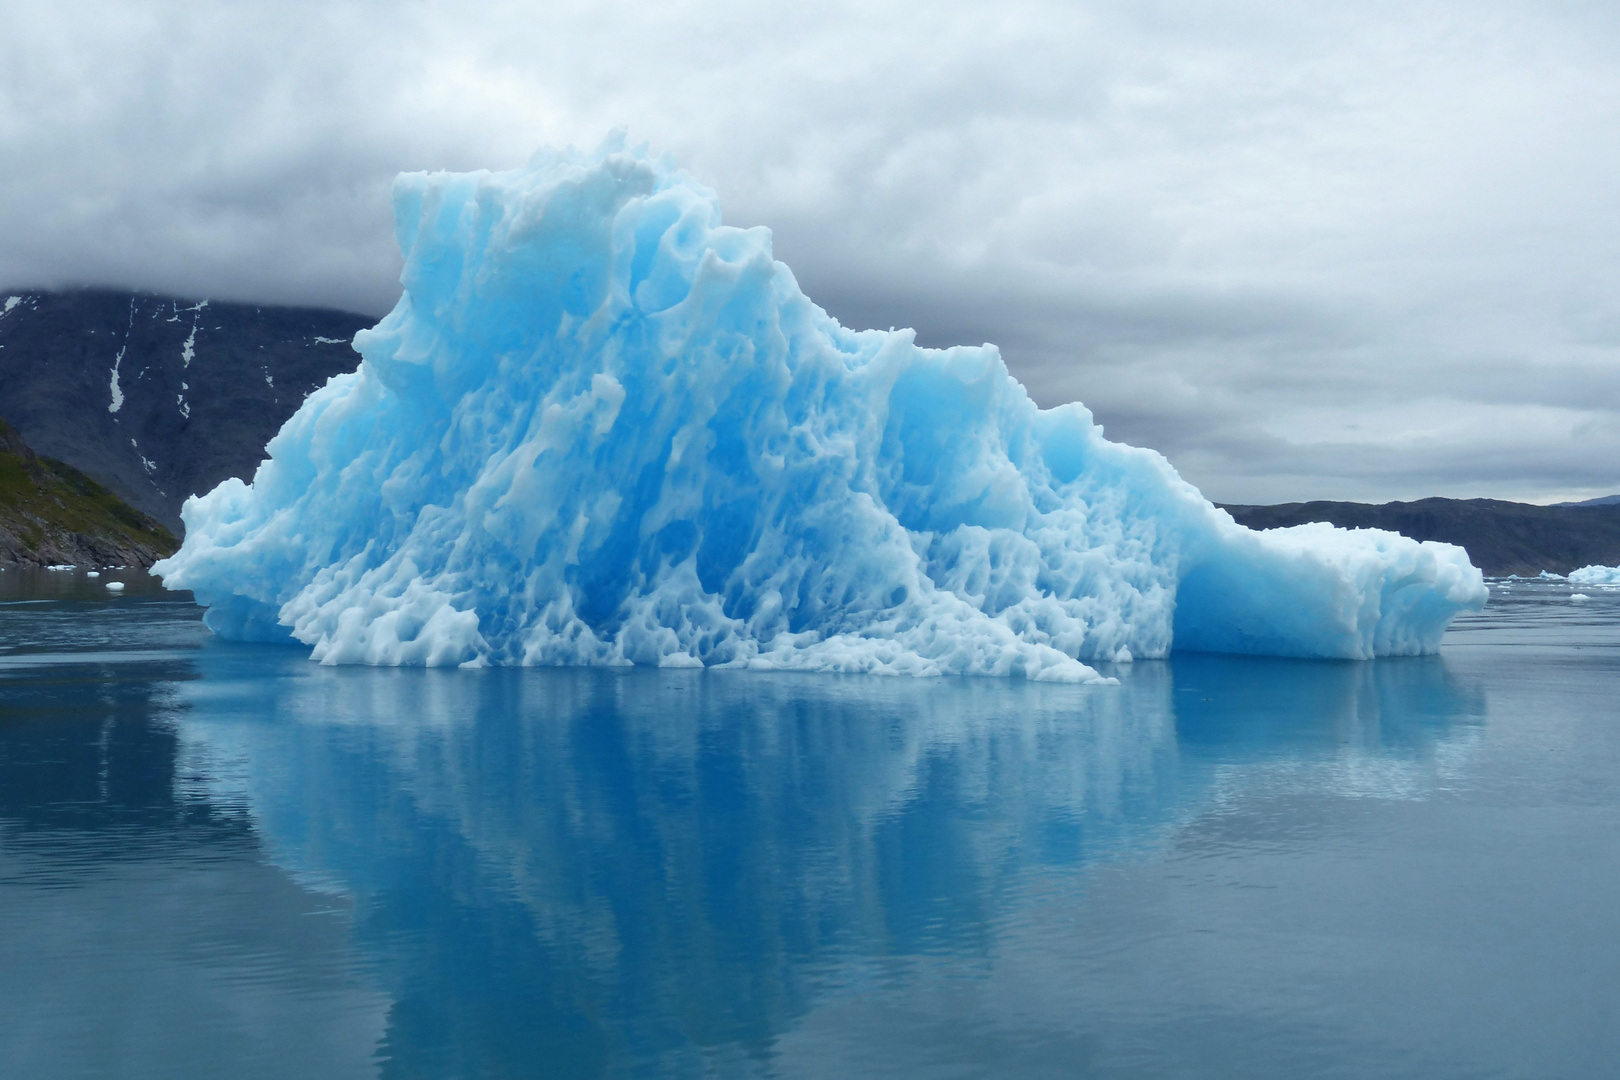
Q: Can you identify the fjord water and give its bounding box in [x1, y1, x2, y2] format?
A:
[2, 571, 1616, 1079]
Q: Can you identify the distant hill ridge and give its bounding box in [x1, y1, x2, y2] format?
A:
[0, 289, 372, 532]
[1221, 498, 1620, 577]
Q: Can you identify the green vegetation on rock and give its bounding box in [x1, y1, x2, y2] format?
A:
[0, 419, 177, 568]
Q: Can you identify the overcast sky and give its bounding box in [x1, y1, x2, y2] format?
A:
[3, 0, 1618, 503]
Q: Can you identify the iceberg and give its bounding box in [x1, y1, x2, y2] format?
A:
[1568, 564, 1620, 586]
[153, 138, 1486, 681]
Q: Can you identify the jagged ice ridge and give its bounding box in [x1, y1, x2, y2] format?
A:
[1569, 564, 1620, 586]
[154, 140, 1487, 681]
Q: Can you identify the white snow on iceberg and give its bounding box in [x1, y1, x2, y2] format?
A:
[153, 139, 1486, 681]
[1568, 564, 1620, 586]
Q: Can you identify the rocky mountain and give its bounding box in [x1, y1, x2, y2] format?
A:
[0, 289, 373, 533]
[0, 418, 177, 568]
[1222, 497, 1620, 577]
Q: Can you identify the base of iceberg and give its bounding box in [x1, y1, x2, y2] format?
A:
[153, 138, 1486, 681]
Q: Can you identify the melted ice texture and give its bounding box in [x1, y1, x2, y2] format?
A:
[154, 142, 1486, 680]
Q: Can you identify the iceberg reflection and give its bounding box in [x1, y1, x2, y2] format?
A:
[173, 649, 1485, 1076]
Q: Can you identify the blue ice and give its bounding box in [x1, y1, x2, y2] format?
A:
[153, 138, 1486, 681]
[1570, 565, 1620, 586]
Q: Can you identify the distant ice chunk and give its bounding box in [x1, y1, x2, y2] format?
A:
[1568, 564, 1620, 586]
[155, 140, 1486, 679]
[106, 581, 126, 591]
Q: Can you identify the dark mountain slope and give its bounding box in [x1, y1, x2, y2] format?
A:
[1222, 498, 1620, 576]
[0, 418, 176, 568]
[0, 289, 372, 533]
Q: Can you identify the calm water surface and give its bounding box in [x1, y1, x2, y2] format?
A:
[2, 569, 1617, 1079]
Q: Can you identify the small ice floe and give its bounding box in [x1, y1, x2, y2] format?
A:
[86, 571, 100, 578]
[46, 564, 76, 571]
[105, 581, 126, 592]
[1570, 593, 1591, 602]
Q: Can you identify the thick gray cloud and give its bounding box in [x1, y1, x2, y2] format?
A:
[3, 0, 1618, 502]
